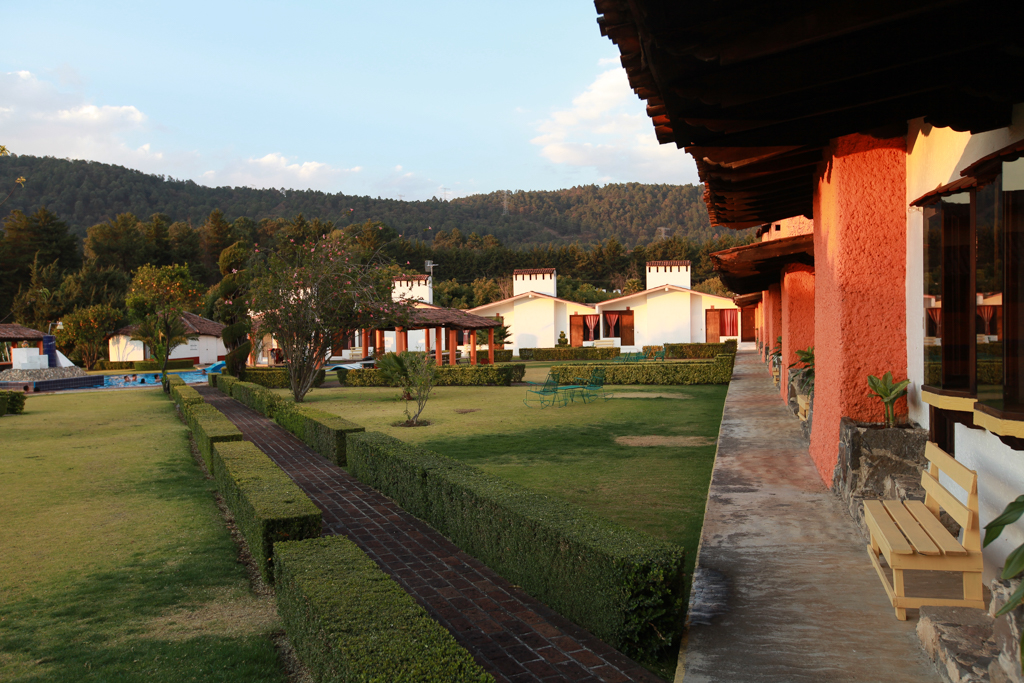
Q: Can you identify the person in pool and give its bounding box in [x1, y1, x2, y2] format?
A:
[140, 378, 145, 384]
[123, 376, 130, 381]
[131, 374, 138, 381]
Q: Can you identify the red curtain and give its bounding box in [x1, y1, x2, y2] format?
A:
[978, 305, 995, 335]
[721, 309, 738, 336]
[605, 312, 619, 336]
[584, 315, 599, 340]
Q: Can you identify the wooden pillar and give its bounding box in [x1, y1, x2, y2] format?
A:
[435, 327, 443, 366]
[424, 327, 431, 355]
[448, 329, 457, 366]
[396, 327, 404, 353]
[470, 330, 478, 365]
[362, 329, 369, 359]
[488, 328, 495, 365]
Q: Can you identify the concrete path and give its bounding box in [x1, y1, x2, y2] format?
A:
[682, 351, 940, 683]
[196, 387, 662, 683]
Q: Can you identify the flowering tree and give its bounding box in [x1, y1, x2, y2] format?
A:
[57, 304, 124, 369]
[248, 234, 409, 402]
[125, 264, 202, 391]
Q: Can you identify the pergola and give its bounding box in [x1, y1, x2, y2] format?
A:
[358, 306, 503, 366]
[0, 323, 46, 366]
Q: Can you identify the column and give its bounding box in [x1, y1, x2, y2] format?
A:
[488, 328, 495, 364]
[781, 264, 816, 401]
[448, 329, 457, 366]
[424, 327, 431, 355]
[470, 330, 478, 365]
[362, 329, 369, 359]
[435, 327, 443, 366]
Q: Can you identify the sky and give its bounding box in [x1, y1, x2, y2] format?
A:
[0, 1, 699, 201]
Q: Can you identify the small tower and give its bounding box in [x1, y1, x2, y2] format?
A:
[645, 261, 691, 289]
[392, 274, 433, 304]
[513, 268, 557, 297]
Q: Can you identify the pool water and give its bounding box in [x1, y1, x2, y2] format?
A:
[103, 370, 209, 388]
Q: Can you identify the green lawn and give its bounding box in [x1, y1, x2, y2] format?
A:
[0, 389, 286, 683]
[296, 362, 726, 576]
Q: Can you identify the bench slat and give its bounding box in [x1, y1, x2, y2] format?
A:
[925, 442, 977, 494]
[883, 500, 941, 555]
[904, 500, 968, 556]
[921, 472, 974, 530]
[864, 500, 913, 555]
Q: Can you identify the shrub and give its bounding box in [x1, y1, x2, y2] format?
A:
[186, 403, 243, 472]
[663, 342, 734, 359]
[273, 403, 365, 466]
[170, 382, 205, 416]
[0, 391, 27, 415]
[243, 367, 326, 390]
[347, 432, 685, 660]
[0, 393, 7, 417]
[212, 441, 321, 584]
[342, 363, 526, 387]
[217, 373, 239, 397]
[208, 372, 219, 387]
[492, 349, 513, 363]
[275, 536, 493, 683]
[134, 358, 195, 371]
[548, 355, 734, 385]
[230, 380, 288, 418]
[519, 347, 620, 361]
[92, 360, 136, 370]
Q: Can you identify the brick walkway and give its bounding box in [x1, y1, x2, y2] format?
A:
[196, 387, 662, 683]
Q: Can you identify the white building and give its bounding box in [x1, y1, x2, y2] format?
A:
[469, 269, 596, 351]
[592, 261, 741, 350]
[108, 312, 227, 366]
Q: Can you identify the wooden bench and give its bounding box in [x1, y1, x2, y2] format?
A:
[864, 441, 984, 620]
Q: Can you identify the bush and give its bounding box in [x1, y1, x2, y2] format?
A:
[231, 380, 288, 418]
[134, 358, 195, 371]
[273, 403, 365, 466]
[217, 373, 239, 397]
[663, 342, 735, 359]
[492, 349, 513, 363]
[212, 441, 321, 584]
[549, 355, 735, 385]
[186, 403, 243, 472]
[240, 366, 326, 389]
[0, 391, 27, 415]
[170, 382, 205, 416]
[92, 360, 136, 370]
[342, 363, 526, 388]
[519, 347, 620, 361]
[347, 432, 685, 660]
[275, 536, 493, 683]
[0, 393, 7, 417]
[208, 372, 219, 387]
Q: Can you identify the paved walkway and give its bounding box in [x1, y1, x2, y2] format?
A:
[196, 387, 661, 683]
[681, 351, 940, 682]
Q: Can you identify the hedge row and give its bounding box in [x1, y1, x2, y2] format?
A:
[212, 441, 322, 584]
[518, 347, 620, 361]
[217, 373, 239, 396]
[186, 402, 243, 472]
[275, 537, 493, 683]
[0, 393, 7, 417]
[0, 391, 27, 415]
[550, 355, 735, 385]
[224, 379, 364, 466]
[341, 363, 526, 387]
[242, 366, 326, 390]
[347, 432, 685, 660]
[662, 342, 736, 359]
[93, 360, 136, 370]
[492, 349, 513, 363]
[169, 380, 205, 417]
[135, 358, 196, 371]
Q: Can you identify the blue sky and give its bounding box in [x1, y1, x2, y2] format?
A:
[1, 1, 699, 200]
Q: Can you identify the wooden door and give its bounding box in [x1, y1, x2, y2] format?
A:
[570, 314, 584, 347]
[706, 310, 721, 343]
[620, 312, 635, 346]
[741, 307, 756, 341]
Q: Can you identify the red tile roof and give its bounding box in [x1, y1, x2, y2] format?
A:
[393, 274, 430, 282]
[646, 260, 691, 267]
[514, 268, 556, 275]
[0, 323, 45, 341]
[910, 177, 977, 207]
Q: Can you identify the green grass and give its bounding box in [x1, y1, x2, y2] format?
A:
[0, 391, 286, 683]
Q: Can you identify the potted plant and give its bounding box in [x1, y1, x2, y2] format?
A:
[790, 346, 814, 421]
[867, 371, 911, 428]
[768, 336, 782, 384]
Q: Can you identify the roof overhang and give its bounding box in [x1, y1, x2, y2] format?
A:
[710, 234, 815, 295]
[595, 0, 1024, 228]
[734, 292, 763, 308]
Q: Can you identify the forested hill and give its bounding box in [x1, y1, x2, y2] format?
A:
[0, 155, 727, 247]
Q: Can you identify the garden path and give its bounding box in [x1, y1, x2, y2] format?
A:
[681, 351, 941, 682]
[196, 386, 662, 683]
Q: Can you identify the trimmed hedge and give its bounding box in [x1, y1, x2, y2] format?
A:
[492, 349, 513, 363]
[342, 363, 526, 388]
[134, 358, 195, 371]
[347, 432, 685, 660]
[662, 342, 735, 359]
[170, 381, 205, 417]
[212, 441, 322, 584]
[518, 347, 620, 361]
[549, 355, 735, 385]
[274, 403, 365, 466]
[231, 380, 288, 418]
[243, 366, 326, 390]
[217, 373, 239, 396]
[0, 393, 7, 417]
[275, 536, 494, 682]
[93, 360, 136, 370]
[0, 391, 27, 415]
[187, 403, 243, 472]
[208, 372, 219, 387]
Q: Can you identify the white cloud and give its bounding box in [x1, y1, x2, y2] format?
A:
[531, 68, 698, 185]
[202, 153, 361, 191]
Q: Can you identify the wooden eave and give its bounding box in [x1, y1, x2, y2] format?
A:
[710, 234, 815, 295]
[595, 0, 1024, 229]
[734, 292, 763, 308]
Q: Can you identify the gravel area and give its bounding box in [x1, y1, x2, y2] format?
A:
[0, 366, 89, 382]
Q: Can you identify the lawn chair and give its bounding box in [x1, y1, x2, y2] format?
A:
[524, 374, 571, 407]
[643, 348, 666, 362]
[573, 367, 610, 403]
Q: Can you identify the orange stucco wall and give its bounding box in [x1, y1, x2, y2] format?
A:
[761, 215, 814, 242]
[781, 265, 815, 400]
[809, 134, 908, 483]
[764, 283, 782, 364]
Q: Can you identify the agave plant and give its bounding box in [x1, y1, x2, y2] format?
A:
[867, 371, 911, 427]
[768, 336, 783, 376]
[789, 346, 815, 395]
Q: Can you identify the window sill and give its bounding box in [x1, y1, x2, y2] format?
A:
[973, 403, 1024, 440]
[921, 386, 977, 413]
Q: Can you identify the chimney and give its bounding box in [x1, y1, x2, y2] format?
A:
[513, 268, 557, 297]
[645, 261, 691, 290]
[392, 274, 433, 304]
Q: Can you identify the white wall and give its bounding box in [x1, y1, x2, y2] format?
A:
[108, 334, 225, 365]
[690, 293, 707, 343]
[646, 264, 692, 289]
[513, 272, 557, 297]
[647, 289, 691, 346]
[108, 335, 145, 361]
[393, 277, 433, 304]
[514, 297, 556, 348]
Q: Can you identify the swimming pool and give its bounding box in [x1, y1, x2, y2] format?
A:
[103, 370, 209, 388]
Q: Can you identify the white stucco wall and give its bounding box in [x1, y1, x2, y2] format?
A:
[514, 297, 556, 349]
[392, 277, 432, 304]
[646, 264, 692, 289]
[647, 289, 692, 346]
[513, 272, 557, 297]
[697, 293, 740, 341]
[690, 293, 707, 343]
[108, 335, 145, 361]
[107, 334, 225, 364]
